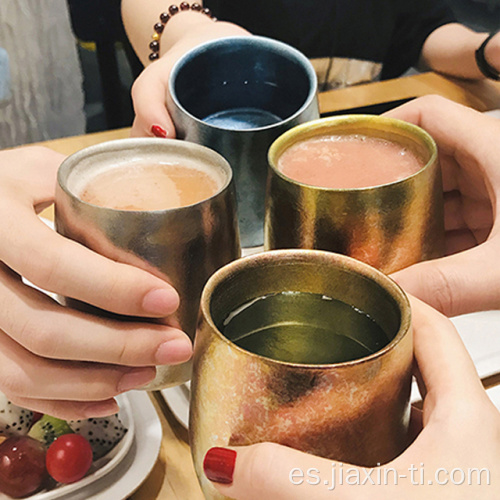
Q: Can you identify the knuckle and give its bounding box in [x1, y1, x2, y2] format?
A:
[25, 249, 62, 292]
[418, 94, 446, 108]
[1, 369, 27, 398]
[115, 338, 134, 366]
[429, 267, 456, 316]
[21, 323, 59, 358]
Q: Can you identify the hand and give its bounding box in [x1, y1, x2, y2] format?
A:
[130, 21, 249, 138]
[384, 95, 500, 316]
[0, 147, 192, 419]
[202, 297, 500, 499]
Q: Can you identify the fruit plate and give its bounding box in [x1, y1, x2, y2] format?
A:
[0, 391, 162, 500]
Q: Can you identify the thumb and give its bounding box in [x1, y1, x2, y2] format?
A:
[391, 242, 500, 317]
[130, 60, 176, 138]
[203, 443, 386, 500]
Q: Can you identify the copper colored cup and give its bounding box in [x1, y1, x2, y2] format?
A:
[191, 249, 413, 499]
[265, 115, 445, 273]
[55, 138, 241, 390]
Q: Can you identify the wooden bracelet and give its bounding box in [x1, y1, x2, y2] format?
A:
[149, 3, 216, 61]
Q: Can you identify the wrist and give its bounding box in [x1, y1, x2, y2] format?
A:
[159, 10, 217, 57]
[160, 20, 250, 62]
[483, 33, 500, 74]
[475, 32, 500, 80]
[149, 3, 216, 62]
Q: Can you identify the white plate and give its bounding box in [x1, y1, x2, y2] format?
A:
[0, 391, 162, 500]
[161, 383, 190, 429]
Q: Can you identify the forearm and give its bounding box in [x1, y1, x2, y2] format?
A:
[121, 0, 248, 65]
[420, 23, 500, 80]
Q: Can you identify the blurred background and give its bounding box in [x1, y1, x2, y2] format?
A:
[1, 0, 499, 147]
[75, 0, 500, 133]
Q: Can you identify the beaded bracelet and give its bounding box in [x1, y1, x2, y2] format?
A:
[149, 3, 216, 61]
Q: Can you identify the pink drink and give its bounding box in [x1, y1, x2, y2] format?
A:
[277, 134, 423, 189]
[80, 162, 219, 210]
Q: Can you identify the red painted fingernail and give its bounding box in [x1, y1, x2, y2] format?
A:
[203, 447, 236, 484]
[151, 124, 167, 138]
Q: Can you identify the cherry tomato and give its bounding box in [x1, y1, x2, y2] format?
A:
[46, 434, 93, 484]
[0, 436, 47, 498]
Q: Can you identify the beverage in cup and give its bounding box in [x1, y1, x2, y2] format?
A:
[265, 115, 445, 273]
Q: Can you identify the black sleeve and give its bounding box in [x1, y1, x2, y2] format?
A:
[381, 0, 456, 80]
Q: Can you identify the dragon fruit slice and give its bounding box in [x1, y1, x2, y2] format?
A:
[0, 392, 33, 437]
[67, 414, 127, 460]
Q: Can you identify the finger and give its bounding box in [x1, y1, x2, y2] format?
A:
[391, 242, 500, 316]
[7, 395, 119, 421]
[443, 190, 465, 231]
[444, 229, 479, 255]
[130, 61, 176, 138]
[408, 406, 424, 444]
[0, 330, 157, 402]
[203, 443, 389, 500]
[0, 211, 180, 317]
[409, 296, 484, 412]
[0, 147, 64, 205]
[0, 268, 192, 366]
[385, 95, 500, 160]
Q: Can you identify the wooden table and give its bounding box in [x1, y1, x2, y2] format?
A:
[30, 71, 500, 499]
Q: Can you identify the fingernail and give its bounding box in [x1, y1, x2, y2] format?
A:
[156, 338, 193, 365]
[142, 288, 179, 315]
[84, 399, 119, 418]
[118, 367, 156, 392]
[203, 447, 236, 484]
[151, 124, 168, 138]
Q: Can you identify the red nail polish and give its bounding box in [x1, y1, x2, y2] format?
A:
[203, 447, 236, 484]
[151, 124, 167, 138]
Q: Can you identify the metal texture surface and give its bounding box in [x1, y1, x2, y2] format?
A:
[167, 36, 320, 248]
[191, 250, 413, 499]
[265, 115, 445, 274]
[56, 138, 241, 390]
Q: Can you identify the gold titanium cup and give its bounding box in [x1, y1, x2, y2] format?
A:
[265, 115, 445, 274]
[191, 249, 413, 499]
[55, 138, 241, 390]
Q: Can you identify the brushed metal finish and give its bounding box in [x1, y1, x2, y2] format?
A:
[191, 250, 413, 499]
[167, 36, 320, 248]
[265, 115, 445, 273]
[55, 138, 241, 390]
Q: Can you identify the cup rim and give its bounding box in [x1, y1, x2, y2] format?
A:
[57, 137, 234, 213]
[168, 35, 318, 133]
[267, 114, 438, 191]
[200, 248, 411, 369]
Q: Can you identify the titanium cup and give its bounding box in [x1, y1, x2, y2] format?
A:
[265, 115, 445, 274]
[191, 249, 413, 500]
[55, 138, 241, 390]
[167, 35, 320, 248]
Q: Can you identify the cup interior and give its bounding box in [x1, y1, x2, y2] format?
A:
[268, 115, 436, 188]
[58, 138, 232, 209]
[170, 37, 317, 128]
[204, 250, 409, 366]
